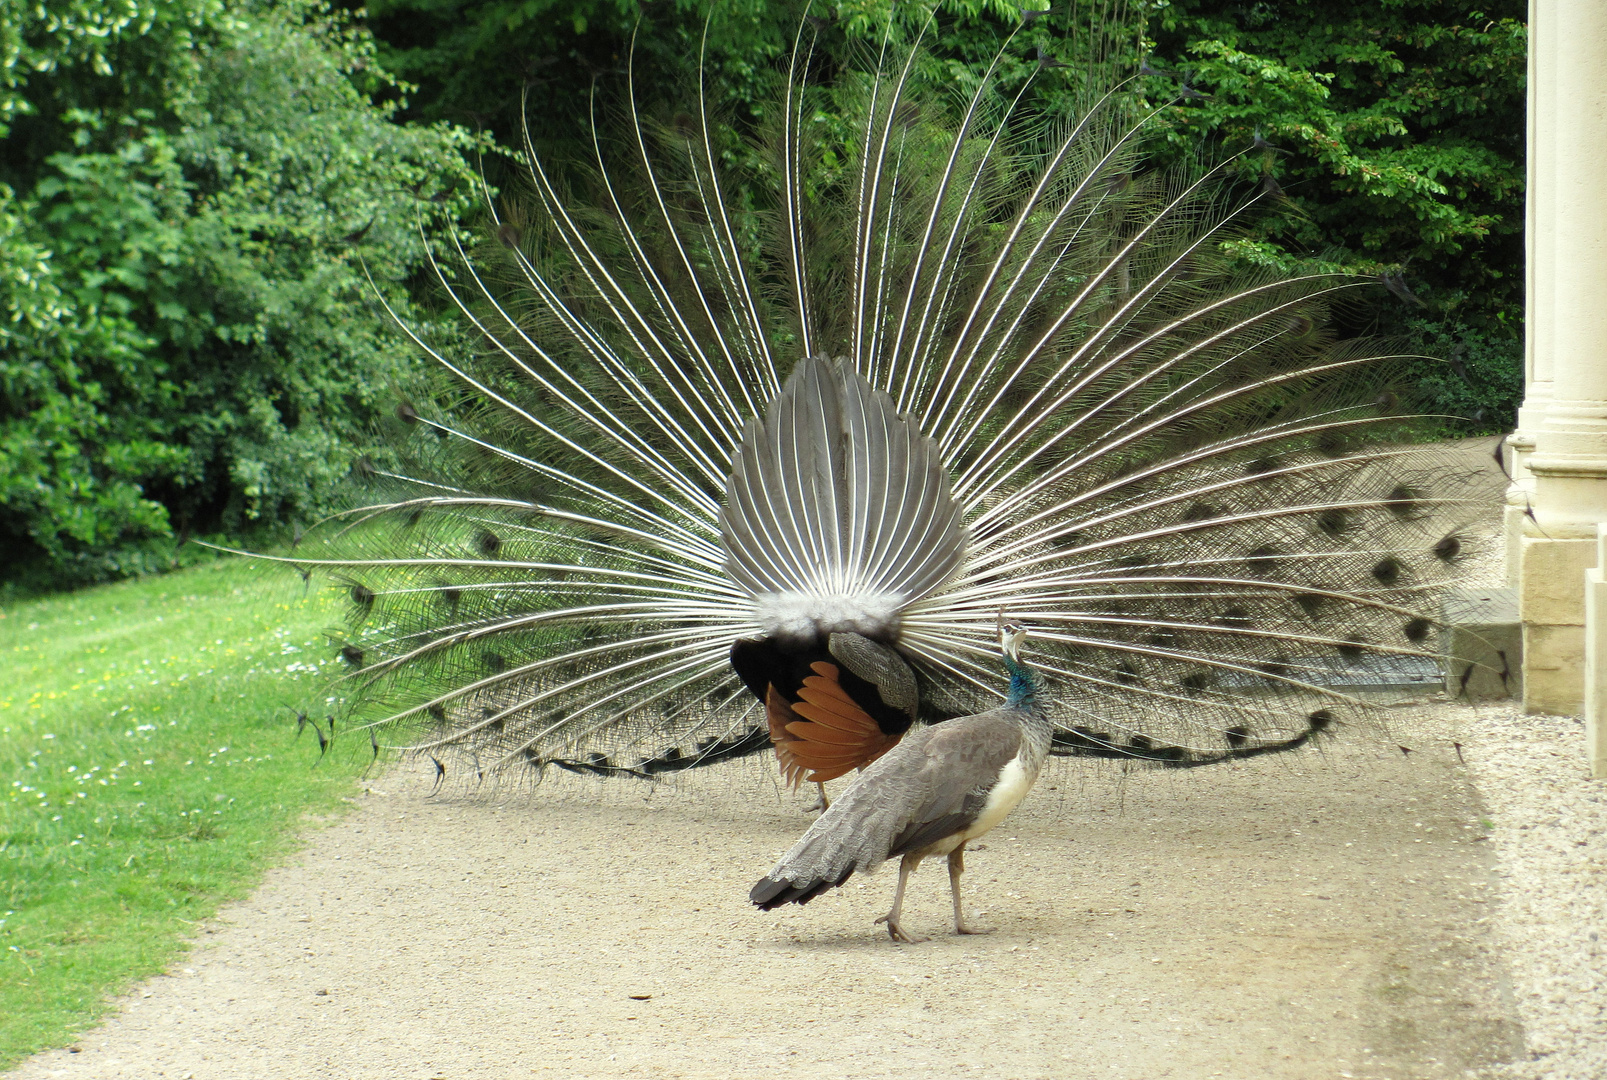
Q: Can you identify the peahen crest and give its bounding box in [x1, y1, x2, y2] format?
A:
[258, 8, 1484, 782]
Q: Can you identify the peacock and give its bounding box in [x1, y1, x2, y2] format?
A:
[244, 6, 1482, 799]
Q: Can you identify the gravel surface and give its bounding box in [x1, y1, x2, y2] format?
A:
[1464, 707, 1607, 1080]
[14, 704, 1600, 1080]
[5, 721, 1533, 1080]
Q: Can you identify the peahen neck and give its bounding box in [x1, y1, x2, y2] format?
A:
[1004, 653, 1041, 711]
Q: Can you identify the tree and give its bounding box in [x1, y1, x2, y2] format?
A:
[0, 0, 488, 586]
[352, 0, 1525, 433]
[1144, 0, 1526, 431]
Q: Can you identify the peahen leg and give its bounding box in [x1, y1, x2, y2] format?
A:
[875, 854, 927, 943]
[948, 843, 993, 936]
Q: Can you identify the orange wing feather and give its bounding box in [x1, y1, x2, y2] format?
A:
[765, 662, 899, 785]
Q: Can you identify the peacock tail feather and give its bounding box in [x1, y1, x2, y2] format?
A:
[245, 8, 1488, 782]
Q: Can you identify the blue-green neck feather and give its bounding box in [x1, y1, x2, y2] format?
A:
[1004, 652, 1040, 710]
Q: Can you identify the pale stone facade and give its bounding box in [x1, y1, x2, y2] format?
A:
[1511, 0, 1607, 775]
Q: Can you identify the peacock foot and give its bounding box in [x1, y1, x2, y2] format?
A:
[954, 921, 995, 936]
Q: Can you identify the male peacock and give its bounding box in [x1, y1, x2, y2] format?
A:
[251, 9, 1479, 802]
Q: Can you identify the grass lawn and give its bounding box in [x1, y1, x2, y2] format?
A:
[0, 557, 367, 1067]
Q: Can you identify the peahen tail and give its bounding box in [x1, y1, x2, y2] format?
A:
[247, 10, 1488, 783]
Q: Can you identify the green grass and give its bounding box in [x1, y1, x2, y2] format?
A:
[0, 557, 367, 1067]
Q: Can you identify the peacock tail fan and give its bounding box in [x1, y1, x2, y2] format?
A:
[251, 4, 1492, 783]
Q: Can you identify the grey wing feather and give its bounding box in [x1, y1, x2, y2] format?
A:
[719, 357, 966, 639]
[750, 711, 1023, 907]
[827, 632, 918, 720]
[887, 812, 974, 858]
[889, 716, 1023, 852]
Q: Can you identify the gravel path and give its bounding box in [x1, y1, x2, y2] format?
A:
[1465, 708, 1607, 1079]
[10, 705, 1607, 1080]
[5, 715, 1539, 1080]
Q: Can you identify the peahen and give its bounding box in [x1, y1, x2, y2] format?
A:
[249, 9, 1479, 800]
[751, 619, 1053, 942]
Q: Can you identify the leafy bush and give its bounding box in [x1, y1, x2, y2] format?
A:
[1144, 0, 1525, 431]
[3, 0, 1525, 589]
[357, 0, 790, 143]
[1399, 320, 1524, 436]
[0, 0, 487, 587]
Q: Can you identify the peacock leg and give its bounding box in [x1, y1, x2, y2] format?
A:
[948, 843, 993, 935]
[874, 854, 927, 943]
[806, 781, 831, 813]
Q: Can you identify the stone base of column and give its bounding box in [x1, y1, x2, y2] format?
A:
[1503, 433, 1536, 590]
[1519, 535, 1600, 715]
[1586, 526, 1607, 778]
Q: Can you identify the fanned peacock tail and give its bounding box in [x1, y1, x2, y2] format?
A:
[254, 8, 1486, 782]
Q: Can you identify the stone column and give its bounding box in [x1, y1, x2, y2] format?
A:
[1512, 0, 1607, 717]
[1505, 0, 1551, 586]
[1588, 526, 1607, 777]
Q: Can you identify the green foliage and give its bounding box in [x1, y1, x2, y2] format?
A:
[357, 0, 791, 147]
[1144, 0, 1525, 430]
[4, 0, 1525, 590]
[1399, 317, 1523, 436]
[0, 170, 175, 581]
[1, 0, 487, 587]
[354, 0, 1064, 154]
[0, 0, 229, 160]
[359, 0, 1524, 436]
[0, 558, 360, 1065]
